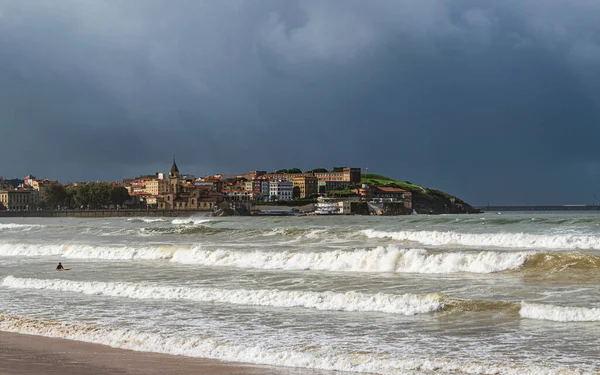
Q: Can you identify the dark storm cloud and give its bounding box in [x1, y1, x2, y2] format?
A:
[1, 0, 600, 204]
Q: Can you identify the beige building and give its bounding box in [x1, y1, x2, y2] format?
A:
[145, 179, 169, 195]
[0, 190, 34, 211]
[292, 176, 318, 199]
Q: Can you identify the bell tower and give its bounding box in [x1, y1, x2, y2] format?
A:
[169, 157, 180, 195]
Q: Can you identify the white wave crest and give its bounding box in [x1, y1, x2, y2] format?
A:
[171, 246, 528, 274]
[172, 217, 212, 225]
[0, 243, 178, 260]
[520, 302, 600, 322]
[363, 229, 600, 250]
[0, 223, 42, 231]
[0, 315, 587, 375]
[0, 243, 64, 257]
[1, 276, 443, 315]
[126, 217, 166, 223]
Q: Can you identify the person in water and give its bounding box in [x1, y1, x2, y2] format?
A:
[56, 262, 64, 270]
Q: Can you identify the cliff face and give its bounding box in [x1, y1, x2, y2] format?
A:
[412, 188, 480, 214]
[361, 174, 480, 215]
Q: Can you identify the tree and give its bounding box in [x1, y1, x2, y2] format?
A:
[42, 184, 67, 209]
[110, 186, 130, 207]
[308, 168, 328, 173]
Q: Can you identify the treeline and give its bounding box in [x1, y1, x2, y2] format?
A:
[42, 183, 130, 209]
[270, 167, 347, 174]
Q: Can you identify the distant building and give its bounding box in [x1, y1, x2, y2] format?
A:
[269, 180, 293, 201]
[23, 175, 36, 186]
[292, 176, 318, 199]
[0, 189, 34, 211]
[252, 179, 269, 201]
[156, 159, 217, 210]
[357, 184, 413, 209]
[145, 179, 169, 195]
[264, 168, 361, 188]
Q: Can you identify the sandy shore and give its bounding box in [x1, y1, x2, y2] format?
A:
[0, 331, 353, 375]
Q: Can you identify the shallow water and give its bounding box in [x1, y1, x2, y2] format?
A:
[1, 213, 599, 374]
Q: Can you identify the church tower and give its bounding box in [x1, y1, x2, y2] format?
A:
[169, 158, 180, 195]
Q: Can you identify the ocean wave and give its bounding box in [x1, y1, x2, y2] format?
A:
[171, 217, 213, 225]
[520, 302, 600, 322]
[0, 314, 588, 375]
[0, 223, 43, 231]
[126, 217, 166, 223]
[1, 276, 444, 315]
[0, 243, 64, 256]
[141, 226, 230, 235]
[0, 243, 178, 260]
[171, 246, 529, 274]
[363, 229, 600, 250]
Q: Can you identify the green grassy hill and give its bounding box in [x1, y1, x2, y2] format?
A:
[361, 174, 479, 214]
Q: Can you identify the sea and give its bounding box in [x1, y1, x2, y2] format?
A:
[0, 213, 599, 375]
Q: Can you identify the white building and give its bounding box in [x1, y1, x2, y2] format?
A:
[269, 180, 293, 201]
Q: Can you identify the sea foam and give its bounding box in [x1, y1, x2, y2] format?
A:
[0, 243, 178, 260]
[171, 245, 529, 274]
[1, 276, 444, 315]
[363, 229, 600, 250]
[0, 223, 42, 231]
[0, 314, 588, 375]
[520, 302, 600, 322]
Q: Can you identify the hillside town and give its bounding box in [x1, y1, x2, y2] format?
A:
[0, 159, 415, 215]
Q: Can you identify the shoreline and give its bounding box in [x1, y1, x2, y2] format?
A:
[0, 331, 353, 375]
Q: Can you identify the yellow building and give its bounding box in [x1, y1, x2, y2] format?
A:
[292, 176, 319, 199]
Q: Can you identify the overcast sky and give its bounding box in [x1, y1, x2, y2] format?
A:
[1, 1, 600, 205]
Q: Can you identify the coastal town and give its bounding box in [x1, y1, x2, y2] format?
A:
[0, 159, 418, 216]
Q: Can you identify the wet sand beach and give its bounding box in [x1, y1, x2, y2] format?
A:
[0, 332, 348, 375]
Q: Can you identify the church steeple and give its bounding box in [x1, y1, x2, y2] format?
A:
[169, 157, 179, 178]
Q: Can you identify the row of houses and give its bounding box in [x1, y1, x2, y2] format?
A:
[3, 162, 411, 212]
[0, 175, 55, 211]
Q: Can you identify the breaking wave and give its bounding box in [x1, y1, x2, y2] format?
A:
[363, 229, 600, 250]
[171, 246, 529, 274]
[171, 217, 213, 225]
[0, 314, 588, 375]
[0, 223, 43, 231]
[0, 243, 179, 260]
[3, 241, 599, 276]
[126, 217, 166, 223]
[1, 276, 444, 315]
[141, 226, 230, 235]
[520, 302, 600, 322]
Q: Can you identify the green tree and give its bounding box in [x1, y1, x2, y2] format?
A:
[110, 186, 130, 207]
[42, 184, 67, 209]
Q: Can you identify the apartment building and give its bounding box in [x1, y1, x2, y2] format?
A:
[292, 176, 318, 199]
[0, 190, 34, 211]
[269, 180, 293, 201]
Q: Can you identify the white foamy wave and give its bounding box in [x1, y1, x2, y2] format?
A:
[0, 243, 63, 257]
[0, 315, 587, 375]
[0, 223, 42, 231]
[0, 243, 178, 260]
[363, 229, 600, 250]
[126, 217, 166, 223]
[1, 276, 443, 315]
[520, 302, 600, 322]
[62, 245, 177, 260]
[172, 217, 212, 225]
[171, 246, 528, 274]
